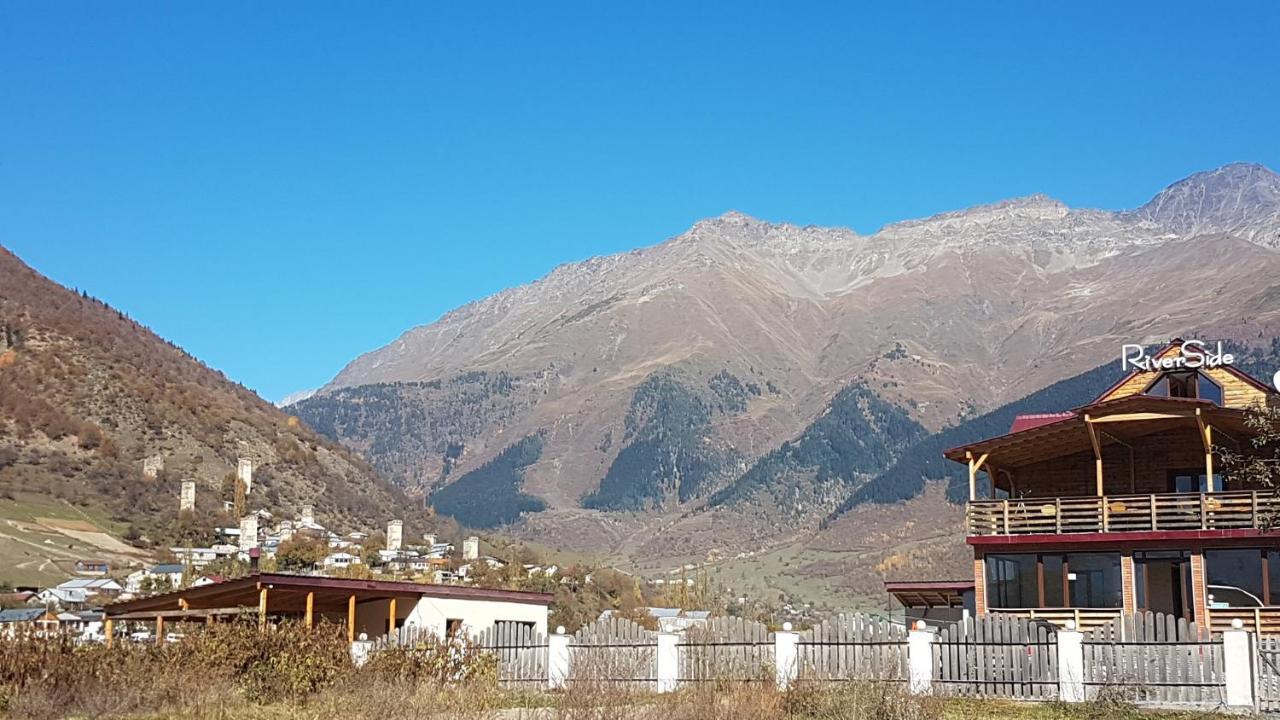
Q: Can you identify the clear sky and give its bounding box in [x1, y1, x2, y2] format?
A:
[3, 3, 1278, 402]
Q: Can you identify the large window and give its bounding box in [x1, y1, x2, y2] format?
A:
[1205, 549, 1280, 608]
[986, 554, 1038, 609]
[1144, 370, 1223, 405]
[1067, 553, 1123, 608]
[985, 552, 1123, 609]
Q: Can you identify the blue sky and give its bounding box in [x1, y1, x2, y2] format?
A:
[3, 3, 1278, 402]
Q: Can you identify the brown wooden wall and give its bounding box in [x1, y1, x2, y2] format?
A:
[1005, 427, 1264, 498]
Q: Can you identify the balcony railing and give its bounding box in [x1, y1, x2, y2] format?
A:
[967, 490, 1280, 537]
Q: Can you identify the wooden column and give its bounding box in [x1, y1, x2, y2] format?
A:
[966, 451, 990, 501]
[1196, 410, 1215, 491]
[347, 594, 357, 643]
[1085, 415, 1103, 496]
[154, 615, 164, 645]
[305, 591, 315, 630]
[258, 586, 268, 630]
[104, 618, 114, 648]
[388, 597, 398, 635]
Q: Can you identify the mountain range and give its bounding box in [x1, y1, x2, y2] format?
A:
[292, 162, 1280, 590]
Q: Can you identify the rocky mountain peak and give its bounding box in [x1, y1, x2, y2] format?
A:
[1136, 162, 1280, 247]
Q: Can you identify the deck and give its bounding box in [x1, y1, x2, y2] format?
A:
[967, 490, 1280, 537]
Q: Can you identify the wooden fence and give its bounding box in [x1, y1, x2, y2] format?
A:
[679, 616, 775, 683]
[1257, 635, 1280, 713]
[1083, 612, 1224, 707]
[476, 623, 548, 687]
[567, 616, 657, 688]
[967, 490, 1280, 537]
[932, 614, 1059, 699]
[797, 613, 907, 682]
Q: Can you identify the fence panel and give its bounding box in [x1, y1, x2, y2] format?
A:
[1083, 612, 1224, 708]
[678, 616, 774, 683]
[932, 614, 1058, 699]
[475, 623, 548, 688]
[568, 616, 657, 689]
[1256, 635, 1280, 712]
[797, 613, 908, 682]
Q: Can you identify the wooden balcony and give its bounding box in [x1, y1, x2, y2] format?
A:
[1208, 607, 1280, 635]
[967, 490, 1280, 537]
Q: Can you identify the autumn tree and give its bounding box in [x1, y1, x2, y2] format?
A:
[1221, 404, 1280, 528]
[274, 535, 329, 572]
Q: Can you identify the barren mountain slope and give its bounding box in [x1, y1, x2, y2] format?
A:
[295, 163, 1280, 550]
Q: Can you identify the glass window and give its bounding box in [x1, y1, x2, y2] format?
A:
[1197, 374, 1224, 405]
[1146, 377, 1170, 397]
[1205, 549, 1265, 608]
[986, 554, 1038, 609]
[1043, 555, 1066, 607]
[1067, 553, 1122, 608]
[1269, 551, 1280, 606]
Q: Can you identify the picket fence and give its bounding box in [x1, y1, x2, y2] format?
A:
[361, 612, 1274, 711]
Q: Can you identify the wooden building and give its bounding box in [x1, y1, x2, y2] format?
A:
[949, 339, 1279, 634]
[101, 572, 553, 646]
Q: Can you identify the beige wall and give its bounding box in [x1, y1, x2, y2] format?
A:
[405, 596, 548, 640]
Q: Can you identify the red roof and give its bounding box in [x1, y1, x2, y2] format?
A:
[1009, 412, 1075, 434]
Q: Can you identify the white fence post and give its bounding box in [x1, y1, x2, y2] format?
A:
[1222, 620, 1254, 708]
[548, 626, 570, 690]
[656, 632, 679, 693]
[907, 623, 934, 694]
[774, 623, 799, 690]
[1056, 622, 1085, 703]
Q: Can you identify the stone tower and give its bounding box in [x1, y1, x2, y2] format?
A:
[237, 458, 253, 494]
[179, 481, 195, 513]
[300, 504, 315, 526]
[142, 454, 164, 479]
[463, 536, 479, 561]
[386, 520, 403, 552]
[239, 515, 259, 553]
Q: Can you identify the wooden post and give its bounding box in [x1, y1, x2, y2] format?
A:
[1196, 409, 1215, 492]
[305, 591, 315, 630]
[155, 615, 164, 645]
[1085, 415, 1103, 496]
[967, 452, 977, 502]
[258, 586, 268, 630]
[388, 597, 398, 635]
[104, 618, 114, 648]
[347, 594, 356, 643]
[178, 598, 189, 611]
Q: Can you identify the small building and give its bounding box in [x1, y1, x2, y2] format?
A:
[101, 572, 553, 645]
[885, 580, 975, 626]
[0, 608, 63, 636]
[74, 559, 110, 576]
[34, 587, 88, 609]
[322, 552, 361, 569]
[125, 564, 185, 594]
[55, 578, 123, 600]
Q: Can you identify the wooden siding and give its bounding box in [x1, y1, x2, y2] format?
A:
[1097, 343, 1270, 410]
[1007, 428, 1221, 497]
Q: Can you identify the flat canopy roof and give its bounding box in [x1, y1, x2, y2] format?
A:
[942, 395, 1255, 469]
[104, 572, 553, 620]
[884, 580, 973, 608]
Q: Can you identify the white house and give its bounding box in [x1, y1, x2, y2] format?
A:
[321, 552, 361, 569]
[125, 564, 185, 594]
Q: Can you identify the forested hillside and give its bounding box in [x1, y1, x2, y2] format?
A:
[429, 434, 547, 528]
[0, 245, 423, 548]
[708, 383, 925, 514]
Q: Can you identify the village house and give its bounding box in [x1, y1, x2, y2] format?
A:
[55, 577, 123, 601]
[892, 339, 1279, 634]
[126, 564, 186, 595]
[73, 559, 110, 576]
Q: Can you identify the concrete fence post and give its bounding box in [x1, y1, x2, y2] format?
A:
[548, 626, 570, 690]
[907, 623, 934, 695]
[1056, 623, 1085, 703]
[1222, 620, 1254, 708]
[656, 632, 680, 693]
[775, 623, 799, 690]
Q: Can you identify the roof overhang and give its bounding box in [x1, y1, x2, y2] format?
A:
[884, 580, 973, 608]
[943, 396, 1254, 470]
[104, 572, 553, 619]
